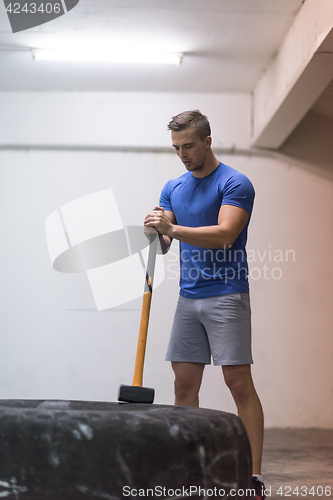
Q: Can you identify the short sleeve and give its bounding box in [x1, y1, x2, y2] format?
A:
[159, 180, 173, 212]
[221, 174, 255, 215]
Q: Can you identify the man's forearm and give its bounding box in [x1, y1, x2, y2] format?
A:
[144, 205, 247, 250]
[158, 234, 172, 254]
[167, 224, 234, 249]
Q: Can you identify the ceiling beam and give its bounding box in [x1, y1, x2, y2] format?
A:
[252, 0, 333, 149]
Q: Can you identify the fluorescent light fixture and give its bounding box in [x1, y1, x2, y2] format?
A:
[32, 49, 183, 65]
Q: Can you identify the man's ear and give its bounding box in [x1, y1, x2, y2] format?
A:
[205, 136, 212, 148]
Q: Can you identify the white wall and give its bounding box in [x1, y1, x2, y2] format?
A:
[0, 92, 251, 150]
[0, 92, 332, 428]
[279, 110, 333, 181]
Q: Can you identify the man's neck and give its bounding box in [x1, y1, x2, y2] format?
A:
[192, 155, 220, 178]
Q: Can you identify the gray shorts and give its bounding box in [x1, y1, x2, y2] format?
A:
[165, 293, 253, 366]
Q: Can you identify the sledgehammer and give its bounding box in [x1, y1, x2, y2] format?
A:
[118, 231, 158, 404]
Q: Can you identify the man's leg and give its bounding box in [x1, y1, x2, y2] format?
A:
[222, 364, 264, 475]
[171, 361, 205, 407]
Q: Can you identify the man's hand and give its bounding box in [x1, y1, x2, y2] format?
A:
[144, 204, 249, 250]
[144, 207, 176, 254]
[143, 225, 158, 240]
[144, 207, 174, 237]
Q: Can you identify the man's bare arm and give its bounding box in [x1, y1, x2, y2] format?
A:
[144, 205, 249, 249]
[144, 208, 176, 254]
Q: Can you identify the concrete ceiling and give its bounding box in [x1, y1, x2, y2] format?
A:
[1, 0, 332, 178]
[0, 0, 304, 92]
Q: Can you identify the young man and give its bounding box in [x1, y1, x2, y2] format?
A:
[144, 110, 265, 500]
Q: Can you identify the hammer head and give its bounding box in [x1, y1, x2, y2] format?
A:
[118, 385, 155, 404]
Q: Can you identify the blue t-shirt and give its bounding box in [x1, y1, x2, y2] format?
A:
[159, 162, 255, 298]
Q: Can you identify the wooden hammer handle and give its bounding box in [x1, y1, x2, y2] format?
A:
[132, 291, 152, 387]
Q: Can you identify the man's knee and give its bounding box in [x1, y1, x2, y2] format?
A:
[174, 378, 198, 400]
[172, 362, 204, 400]
[222, 365, 254, 405]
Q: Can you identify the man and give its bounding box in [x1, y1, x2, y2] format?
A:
[144, 110, 265, 500]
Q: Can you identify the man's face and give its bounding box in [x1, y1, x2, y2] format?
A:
[171, 127, 211, 175]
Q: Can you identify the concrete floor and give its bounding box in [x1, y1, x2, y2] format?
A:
[262, 429, 333, 500]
